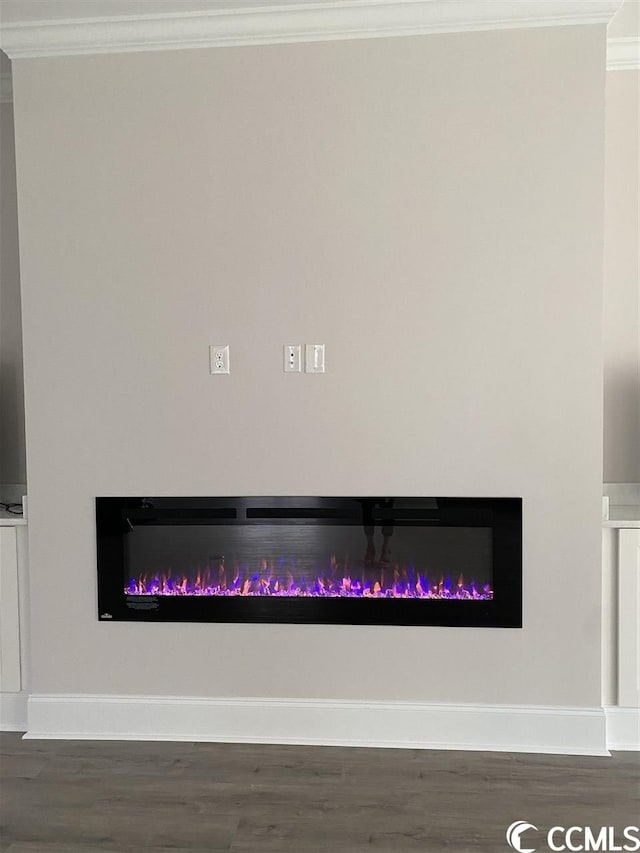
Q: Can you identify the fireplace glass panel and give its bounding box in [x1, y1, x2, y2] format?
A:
[125, 522, 493, 599]
[96, 497, 521, 626]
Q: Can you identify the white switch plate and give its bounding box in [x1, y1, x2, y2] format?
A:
[210, 345, 230, 374]
[283, 345, 302, 373]
[305, 343, 325, 373]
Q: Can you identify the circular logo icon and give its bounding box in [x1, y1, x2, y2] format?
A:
[506, 820, 538, 853]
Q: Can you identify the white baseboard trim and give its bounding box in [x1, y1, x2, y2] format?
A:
[605, 706, 640, 750]
[24, 694, 608, 755]
[0, 691, 28, 731]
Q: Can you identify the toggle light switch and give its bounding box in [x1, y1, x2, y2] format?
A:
[283, 345, 301, 373]
[305, 344, 325, 373]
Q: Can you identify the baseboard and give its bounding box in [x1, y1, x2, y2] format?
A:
[24, 694, 608, 755]
[0, 691, 28, 731]
[605, 706, 640, 750]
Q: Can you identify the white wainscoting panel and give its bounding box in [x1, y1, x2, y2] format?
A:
[604, 706, 640, 750]
[0, 527, 21, 694]
[618, 529, 640, 708]
[0, 691, 28, 731]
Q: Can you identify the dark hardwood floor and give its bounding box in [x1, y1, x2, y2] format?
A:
[0, 732, 638, 852]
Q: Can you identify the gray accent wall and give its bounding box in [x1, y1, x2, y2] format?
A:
[12, 26, 607, 704]
[603, 68, 640, 483]
[0, 53, 26, 487]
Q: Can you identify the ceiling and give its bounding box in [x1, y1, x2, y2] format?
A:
[0, 0, 634, 28]
[0, 0, 316, 22]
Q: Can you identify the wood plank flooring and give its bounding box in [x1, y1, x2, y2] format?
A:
[1, 732, 638, 852]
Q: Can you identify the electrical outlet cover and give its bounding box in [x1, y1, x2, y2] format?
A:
[210, 345, 230, 374]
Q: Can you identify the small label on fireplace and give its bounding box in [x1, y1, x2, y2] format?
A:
[126, 595, 160, 611]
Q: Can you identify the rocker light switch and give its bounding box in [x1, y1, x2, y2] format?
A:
[305, 344, 325, 373]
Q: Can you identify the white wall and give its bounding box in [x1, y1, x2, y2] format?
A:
[607, 0, 640, 38]
[0, 53, 27, 487]
[12, 25, 607, 706]
[603, 67, 640, 482]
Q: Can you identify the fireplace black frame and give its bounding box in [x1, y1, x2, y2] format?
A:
[96, 496, 522, 627]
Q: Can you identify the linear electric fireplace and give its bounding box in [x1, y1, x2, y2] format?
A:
[96, 497, 521, 627]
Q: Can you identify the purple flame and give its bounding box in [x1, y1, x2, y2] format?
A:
[125, 558, 492, 600]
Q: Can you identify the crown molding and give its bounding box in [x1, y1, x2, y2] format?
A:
[607, 36, 640, 69]
[0, 72, 12, 103]
[0, 0, 623, 60]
